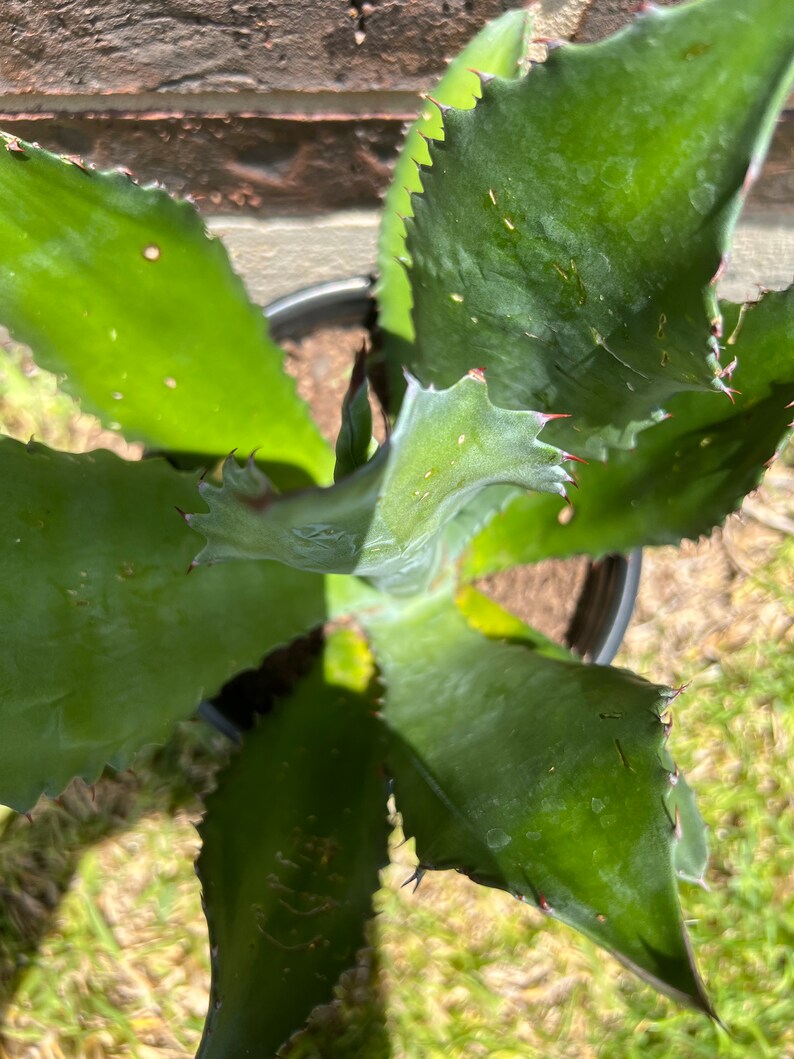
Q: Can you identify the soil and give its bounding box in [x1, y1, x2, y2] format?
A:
[480, 559, 590, 645]
[283, 324, 592, 647]
[283, 325, 388, 446]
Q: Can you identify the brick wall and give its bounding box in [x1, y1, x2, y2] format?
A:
[0, 1, 520, 215]
[0, 0, 790, 299]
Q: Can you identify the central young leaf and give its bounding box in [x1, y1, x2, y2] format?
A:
[188, 372, 573, 592]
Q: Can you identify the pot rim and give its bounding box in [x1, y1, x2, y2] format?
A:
[265, 275, 375, 340]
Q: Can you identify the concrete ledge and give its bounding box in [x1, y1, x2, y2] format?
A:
[210, 211, 794, 307]
[209, 213, 381, 304]
[722, 219, 794, 304]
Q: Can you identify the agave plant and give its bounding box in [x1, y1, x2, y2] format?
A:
[0, 0, 792, 1052]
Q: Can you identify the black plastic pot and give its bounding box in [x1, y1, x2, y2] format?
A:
[199, 277, 642, 739]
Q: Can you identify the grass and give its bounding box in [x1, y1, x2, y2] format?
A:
[0, 722, 229, 1059]
[0, 342, 792, 1056]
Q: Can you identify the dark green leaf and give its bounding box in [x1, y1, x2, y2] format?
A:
[462, 288, 794, 575]
[401, 0, 794, 456]
[375, 8, 532, 401]
[0, 438, 331, 810]
[189, 373, 572, 593]
[0, 134, 331, 488]
[364, 591, 712, 1012]
[334, 343, 374, 482]
[197, 631, 389, 1058]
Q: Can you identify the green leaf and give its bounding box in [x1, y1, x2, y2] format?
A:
[189, 373, 573, 593]
[401, 0, 794, 456]
[462, 288, 794, 575]
[455, 583, 572, 662]
[0, 134, 332, 488]
[334, 343, 375, 482]
[0, 437, 331, 811]
[375, 7, 532, 398]
[197, 630, 388, 1058]
[364, 590, 712, 1012]
[671, 776, 710, 889]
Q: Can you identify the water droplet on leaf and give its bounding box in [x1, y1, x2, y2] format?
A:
[600, 157, 635, 189]
[688, 183, 716, 215]
[486, 827, 511, 851]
